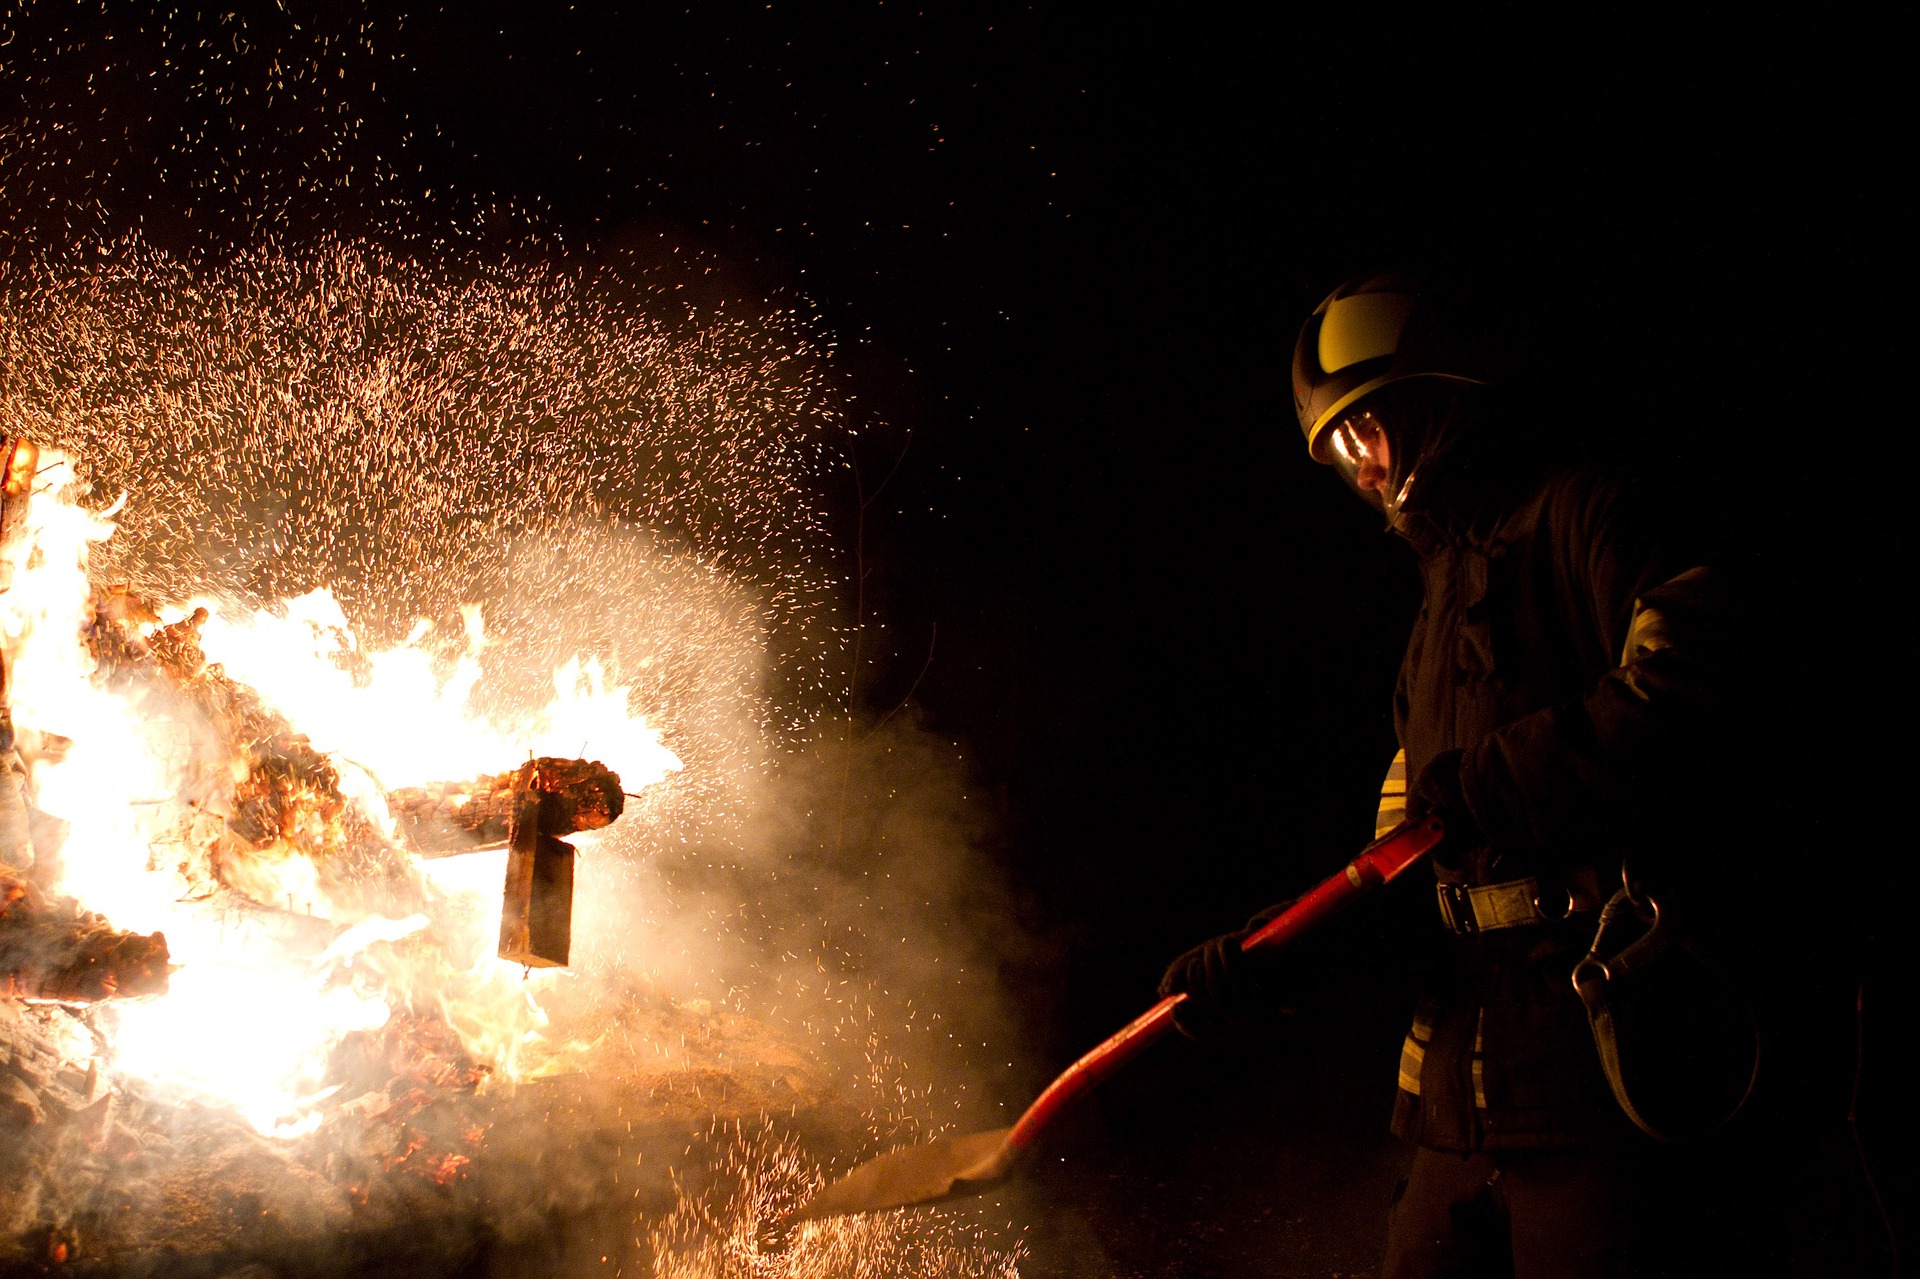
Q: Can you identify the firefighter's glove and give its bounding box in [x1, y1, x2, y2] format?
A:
[1409, 749, 1484, 869]
[1157, 903, 1295, 1042]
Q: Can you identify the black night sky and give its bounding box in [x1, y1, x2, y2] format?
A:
[2, 4, 1906, 1273]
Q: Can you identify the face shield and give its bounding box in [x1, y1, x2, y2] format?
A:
[1325, 409, 1417, 524]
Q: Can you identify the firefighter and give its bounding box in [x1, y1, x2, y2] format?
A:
[1157, 274, 1737, 1277]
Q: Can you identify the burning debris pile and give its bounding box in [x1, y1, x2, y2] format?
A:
[1, 533, 646, 1247]
[0, 473, 859, 1274]
[0, 450, 1022, 1276]
[0, 553, 864, 1267]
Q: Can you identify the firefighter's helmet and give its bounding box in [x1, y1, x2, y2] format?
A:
[1290, 272, 1492, 462]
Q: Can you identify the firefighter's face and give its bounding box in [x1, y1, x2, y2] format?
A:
[1330, 410, 1393, 501]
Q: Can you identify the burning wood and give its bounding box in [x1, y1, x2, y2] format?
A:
[392, 757, 625, 967]
[0, 1000, 107, 1127]
[88, 600, 421, 914]
[0, 868, 169, 1002]
[387, 757, 625, 856]
[84, 593, 627, 963]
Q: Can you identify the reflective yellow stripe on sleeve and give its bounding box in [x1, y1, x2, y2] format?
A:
[1396, 998, 1436, 1097]
[1397, 1036, 1425, 1095]
[1376, 749, 1407, 837]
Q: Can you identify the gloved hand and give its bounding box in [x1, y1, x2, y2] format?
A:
[1157, 902, 1296, 1041]
[1408, 749, 1484, 869]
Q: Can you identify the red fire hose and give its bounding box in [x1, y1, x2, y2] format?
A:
[1000, 813, 1446, 1158]
[791, 814, 1447, 1223]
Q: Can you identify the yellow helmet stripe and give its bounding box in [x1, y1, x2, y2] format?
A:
[1317, 291, 1415, 373]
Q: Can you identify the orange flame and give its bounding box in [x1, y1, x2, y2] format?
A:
[6, 451, 682, 1134]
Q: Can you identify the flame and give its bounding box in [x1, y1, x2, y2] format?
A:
[3, 451, 683, 1134]
[187, 590, 680, 795]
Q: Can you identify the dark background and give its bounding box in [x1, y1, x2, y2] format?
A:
[4, 4, 1905, 1273]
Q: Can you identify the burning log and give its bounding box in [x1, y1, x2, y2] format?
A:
[393, 758, 625, 967]
[387, 757, 625, 855]
[394, 755, 634, 969]
[86, 600, 425, 915]
[0, 869, 169, 1002]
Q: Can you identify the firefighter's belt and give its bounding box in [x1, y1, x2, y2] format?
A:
[1436, 868, 1604, 935]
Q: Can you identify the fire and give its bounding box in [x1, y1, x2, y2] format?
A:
[0, 235, 1026, 1276]
[188, 590, 680, 798]
[4, 451, 683, 1134]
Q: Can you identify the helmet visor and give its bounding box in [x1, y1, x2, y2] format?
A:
[1324, 410, 1412, 521]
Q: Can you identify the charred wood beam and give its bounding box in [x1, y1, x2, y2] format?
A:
[0, 872, 169, 1002]
[495, 763, 598, 969]
[388, 758, 624, 856]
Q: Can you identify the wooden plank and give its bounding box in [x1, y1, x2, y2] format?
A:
[496, 791, 573, 968]
[524, 834, 574, 968]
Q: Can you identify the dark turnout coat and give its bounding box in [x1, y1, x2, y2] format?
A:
[1381, 439, 1724, 1153]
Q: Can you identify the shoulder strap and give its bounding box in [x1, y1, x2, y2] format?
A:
[1572, 887, 1760, 1142]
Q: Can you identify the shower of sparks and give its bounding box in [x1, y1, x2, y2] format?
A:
[0, 9, 1027, 1274]
[0, 233, 851, 844]
[0, 3, 503, 250]
[651, 1120, 1025, 1279]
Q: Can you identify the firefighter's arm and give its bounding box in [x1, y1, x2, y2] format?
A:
[1437, 485, 1726, 871]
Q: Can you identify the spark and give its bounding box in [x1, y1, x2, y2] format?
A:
[650, 1121, 1024, 1279]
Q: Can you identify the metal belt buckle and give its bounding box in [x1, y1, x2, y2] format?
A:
[1477, 879, 1545, 930]
[1436, 882, 1477, 934]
